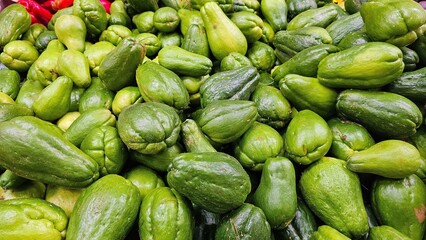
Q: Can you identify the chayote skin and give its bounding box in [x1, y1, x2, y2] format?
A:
[220, 52, 253, 71]
[27, 39, 65, 87]
[99, 25, 133, 46]
[360, 0, 426, 47]
[285, 109, 332, 165]
[45, 184, 83, 217]
[130, 144, 183, 172]
[0, 198, 68, 240]
[327, 118, 375, 160]
[123, 165, 165, 200]
[109, 0, 132, 27]
[22, 23, 48, 45]
[231, 11, 264, 43]
[80, 126, 128, 176]
[153, 7, 181, 33]
[34, 30, 58, 53]
[54, 14, 87, 52]
[0, 69, 21, 99]
[73, 0, 108, 37]
[84, 41, 116, 76]
[0, 40, 39, 72]
[112, 86, 142, 116]
[0, 4, 31, 49]
[78, 77, 115, 113]
[135, 33, 162, 57]
[0, 180, 46, 200]
[14, 79, 45, 109]
[235, 122, 284, 171]
[133, 11, 157, 33]
[57, 49, 91, 88]
[117, 102, 181, 155]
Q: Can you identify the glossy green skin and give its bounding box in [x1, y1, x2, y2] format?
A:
[125, 0, 158, 14]
[161, 0, 191, 10]
[272, 44, 339, 85]
[193, 205, 220, 240]
[83, 41, 115, 76]
[220, 52, 253, 71]
[287, 4, 348, 30]
[273, 27, 332, 58]
[47, 7, 73, 30]
[327, 118, 375, 160]
[235, 122, 284, 170]
[15, 79, 44, 109]
[158, 45, 213, 77]
[0, 116, 99, 187]
[0, 69, 21, 99]
[260, 21, 275, 44]
[158, 32, 182, 47]
[182, 119, 217, 153]
[318, 42, 404, 89]
[0, 169, 27, 189]
[57, 49, 91, 88]
[44, 185, 83, 217]
[0, 4, 31, 49]
[73, 0, 108, 37]
[215, 203, 271, 240]
[411, 29, 426, 66]
[371, 175, 426, 240]
[230, 11, 264, 43]
[99, 25, 132, 46]
[401, 46, 419, 71]
[132, 11, 156, 33]
[54, 14, 86, 52]
[67, 174, 141, 240]
[0, 40, 39, 72]
[32, 75, 73, 121]
[285, 110, 332, 165]
[347, 140, 422, 179]
[411, 126, 426, 159]
[80, 126, 127, 176]
[181, 24, 210, 57]
[130, 144, 183, 172]
[27, 39, 65, 86]
[136, 61, 189, 110]
[385, 66, 426, 103]
[247, 41, 276, 72]
[311, 225, 351, 240]
[123, 165, 165, 200]
[192, 100, 258, 144]
[360, 0, 426, 47]
[337, 30, 370, 49]
[64, 108, 116, 147]
[261, 0, 288, 32]
[79, 77, 114, 113]
[69, 87, 85, 112]
[0, 198, 67, 240]
[326, 12, 364, 45]
[201, 2, 247, 60]
[98, 37, 145, 91]
[112, 86, 142, 116]
[135, 33, 161, 57]
[300, 157, 369, 238]
[278, 197, 318, 240]
[191, 0, 259, 13]
[253, 157, 296, 229]
[109, 0, 131, 27]
[287, 0, 317, 19]
[153, 7, 180, 33]
[34, 31, 58, 52]
[167, 152, 251, 214]
[279, 74, 338, 119]
[368, 225, 412, 240]
[336, 89, 423, 138]
[200, 66, 259, 107]
[250, 85, 292, 129]
[117, 102, 181, 155]
[139, 187, 193, 240]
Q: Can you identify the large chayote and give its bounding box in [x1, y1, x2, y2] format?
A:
[73, 0, 108, 37]
[0, 40, 39, 72]
[360, 0, 426, 47]
[234, 122, 284, 171]
[80, 126, 128, 176]
[27, 40, 65, 86]
[83, 41, 115, 76]
[54, 14, 87, 52]
[285, 110, 332, 165]
[117, 102, 182, 155]
[0, 198, 68, 240]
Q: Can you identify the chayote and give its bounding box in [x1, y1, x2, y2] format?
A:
[117, 102, 181, 155]
[73, 0, 108, 37]
[112, 86, 142, 116]
[0, 4, 31, 49]
[80, 126, 128, 176]
[83, 41, 116, 76]
[78, 77, 114, 113]
[99, 25, 133, 46]
[56, 49, 91, 88]
[0, 198, 68, 240]
[0, 40, 39, 72]
[360, 0, 426, 47]
[54, 14, 87, 52]
[0, 69, 20, 100]
[22, 23, 48, 45]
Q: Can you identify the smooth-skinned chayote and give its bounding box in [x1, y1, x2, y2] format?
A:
[73, 0, 108, 37]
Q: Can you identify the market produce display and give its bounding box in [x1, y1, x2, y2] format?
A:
[0, 0, 426, 239]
